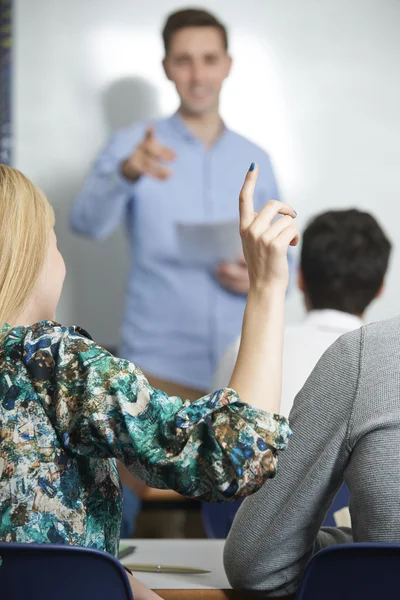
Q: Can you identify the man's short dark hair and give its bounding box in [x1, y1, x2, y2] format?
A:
[300, 209, 392, 315]
[162, 8, 228, 55]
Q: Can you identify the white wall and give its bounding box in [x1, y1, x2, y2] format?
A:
[14, 0, 400, 347]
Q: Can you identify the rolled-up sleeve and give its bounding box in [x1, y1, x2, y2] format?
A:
[70, 124, 146, 240]
[23, 322, 290, 503]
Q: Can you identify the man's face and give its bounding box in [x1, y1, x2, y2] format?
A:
[163, 26, 232, 116]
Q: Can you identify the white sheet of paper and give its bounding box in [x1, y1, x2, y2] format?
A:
[176, 220, 242, 267]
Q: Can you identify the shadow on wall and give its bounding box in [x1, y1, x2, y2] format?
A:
[102, 76, 161, 131]
[54, 77, 162, 348]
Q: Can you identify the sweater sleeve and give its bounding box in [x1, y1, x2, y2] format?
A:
[345, 321, 400, 544]
[224, 327, 362, 596]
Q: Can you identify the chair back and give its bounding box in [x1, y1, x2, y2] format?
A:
[297, 543, 400, 600]
[0, 542, 134, 600]
[201, 499, 244, 538]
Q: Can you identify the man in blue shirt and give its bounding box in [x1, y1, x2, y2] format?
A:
[71, 7, 279, 536]
[71, 7, 279, 401]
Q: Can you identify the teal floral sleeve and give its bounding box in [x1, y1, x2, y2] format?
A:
[24, 322, 290, 501]
[0, 321, 290, 555]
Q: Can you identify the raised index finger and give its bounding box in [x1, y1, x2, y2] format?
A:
[239, 163, 258, 231]
[145, 134, 176, 162]
[144, 125, 155, 142]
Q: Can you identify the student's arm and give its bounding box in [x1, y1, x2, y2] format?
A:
[224, 329, 362, 596]
[217, 164, 296, 396]
[70, 125, 146, 240]
[127, 572, 163, 600]
[25, 166, 298, 503]
[23, 323, 290, 503]
[228, 165, 298, 412]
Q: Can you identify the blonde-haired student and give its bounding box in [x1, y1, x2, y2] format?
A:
[0, 164, 297, 599]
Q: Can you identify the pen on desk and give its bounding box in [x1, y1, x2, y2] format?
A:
[125, 563, 211, 574]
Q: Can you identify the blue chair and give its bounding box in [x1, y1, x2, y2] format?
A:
[297, 543, 400, 600]
[201, 499, 244, 538]
[322, 483, 350, 527]
[120, 484, 142, 539]
[0, 542, 134, 600]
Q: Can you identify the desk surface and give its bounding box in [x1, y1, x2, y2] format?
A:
[120, 539, 295, 600]
[120, 539, 229, 590]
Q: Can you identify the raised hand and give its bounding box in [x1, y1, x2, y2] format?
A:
[227, 164, 299, 413]
[121, 126, 176, 182]
[239, 163, 299, 292]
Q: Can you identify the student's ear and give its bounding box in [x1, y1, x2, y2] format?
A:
[298, 268, 313, 312]
[375, 282, 385, 299]
[298, 269, 306, 292]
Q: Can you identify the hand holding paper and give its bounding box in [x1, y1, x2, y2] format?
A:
[216, 255, 250, 295]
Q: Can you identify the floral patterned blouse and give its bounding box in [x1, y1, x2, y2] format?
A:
[0, 321, 291, 556]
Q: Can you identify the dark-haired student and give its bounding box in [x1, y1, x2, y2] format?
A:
[222, 208, 398, 597]
[208, 209, 391, 541]
[216, 209, 392, 417]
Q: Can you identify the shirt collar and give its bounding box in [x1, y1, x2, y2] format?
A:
[304, 309, 363, 332]
[167, 111, 229, 147]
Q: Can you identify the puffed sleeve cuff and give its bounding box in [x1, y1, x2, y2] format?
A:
[175, 388, 291, 500]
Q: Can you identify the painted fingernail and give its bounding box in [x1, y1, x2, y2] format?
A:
[249, 162, 255, 172]
[294, 210, 297, 216]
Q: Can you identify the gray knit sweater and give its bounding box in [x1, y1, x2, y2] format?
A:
[224, 316, 400, 596]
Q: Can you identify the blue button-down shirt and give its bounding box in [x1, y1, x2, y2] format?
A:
[70, 112, 279, 390]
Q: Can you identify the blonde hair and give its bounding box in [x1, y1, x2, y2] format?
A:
[0, 165, 54, 330]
